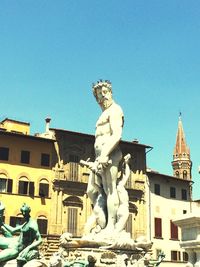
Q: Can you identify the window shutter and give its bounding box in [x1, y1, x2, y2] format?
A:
[29, 182, 35, 196]
[155, 218, 162, 238]
[7, 179, 13, 193]
[170, 220, 178, 240]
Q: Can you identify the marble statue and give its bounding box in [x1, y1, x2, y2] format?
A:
[85, 80, 124, 235]
[0, 203, 42, 265]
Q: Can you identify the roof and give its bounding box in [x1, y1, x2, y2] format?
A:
[173, 115, 190, 157]
[0, 118, 30, 126]
[0, 129, 55, 143]
[51, 128, 152, 149]
[147, 169, 192, 183]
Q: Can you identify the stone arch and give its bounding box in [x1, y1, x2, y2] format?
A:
[183, 170, 188, 179]
[0, 169, 9, 177]
[175, 171, 179, 178]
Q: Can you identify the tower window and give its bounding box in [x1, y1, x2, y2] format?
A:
[183, 171, 187, 179]
[175, 171, 179, 178]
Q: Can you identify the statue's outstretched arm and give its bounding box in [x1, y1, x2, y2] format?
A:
[2, 223, 22, 234]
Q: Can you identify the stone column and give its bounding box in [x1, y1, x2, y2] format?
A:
[195, 250, 200, 267]
[186, 250, 196, 267]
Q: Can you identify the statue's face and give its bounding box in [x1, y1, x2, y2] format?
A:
[20, 205, 30, 218]
[96, 86, 113, 109]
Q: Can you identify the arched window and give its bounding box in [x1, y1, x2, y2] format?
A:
[175, 171, 179, 178]
[0, 173, 12, 193]
[39, 179, 49, 198]
[18, 176, 34, 196]
[37, 215, 48, 235]
[63, 196, 83, 237]
[183, 170, 187, 179]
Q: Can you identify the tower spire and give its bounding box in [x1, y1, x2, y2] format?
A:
[172, 114, 192, 180]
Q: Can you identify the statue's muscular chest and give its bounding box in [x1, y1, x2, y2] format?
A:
[96, 109, 110, 128]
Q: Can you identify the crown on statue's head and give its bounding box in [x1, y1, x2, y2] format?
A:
[92, 79, 112, 97]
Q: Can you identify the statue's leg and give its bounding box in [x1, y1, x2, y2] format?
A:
[101, 165, 119, 232]
[94, 193, 107, 229]
[86, 172, 98, 204]
[0, 248, 19, 262]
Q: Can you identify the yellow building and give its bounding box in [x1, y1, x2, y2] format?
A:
[0, 118, 55, 235]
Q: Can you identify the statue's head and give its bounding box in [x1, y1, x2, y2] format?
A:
[92, 80, 113, 110]
[20, 203, 31, 216]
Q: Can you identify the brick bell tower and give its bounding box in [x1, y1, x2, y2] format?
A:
[172, 113, 192, 180]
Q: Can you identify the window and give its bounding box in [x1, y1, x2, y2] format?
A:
[175, 171, 179, 177]
[21, 150, 30, 164]
[10, 216, 24, 227]
[67, 207, 78, 236]
[170, 187, 176, 198]
[0, 176, 12, 193]
[18, 177, 34, 196]
[63, 196, 83, 237]
[183, 252, 188, 262]
[171, 251, 181, 261]
[181, 189, 187, 200]
[0, 147, 9, 161]
[41, 153, 50, 167]
[154, 184, 160, 195]
[37, 217, 48, 235]
[183, 210, 187, 214]
[154, 218, 162, 238]
[39, 180, 49, 198]
[170, 220, 178, 240]
[183, 171, 187, 179]
[69, 155, 79, 181]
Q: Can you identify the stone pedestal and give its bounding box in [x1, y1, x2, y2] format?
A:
[48, 232, 165, 267]
[174, 215, 200, 267]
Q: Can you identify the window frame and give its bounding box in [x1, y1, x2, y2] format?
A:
[0, 177, 13, 193]
[41, 153, 50, 167]
[20, 150, 30, 164]
[181, 189, 187, 200]
[170, 186, 176, 198]
[154, 217, 162, 239]
[18, 179, 34, 196]
[170, 220, 178, 240]
[154, 183, 160, 195]
[0, 147, 9, 161]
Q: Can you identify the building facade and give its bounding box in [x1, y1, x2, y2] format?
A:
[0, 118, 55, 235]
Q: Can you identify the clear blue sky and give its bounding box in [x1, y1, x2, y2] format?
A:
[0, 0, 199, 199]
